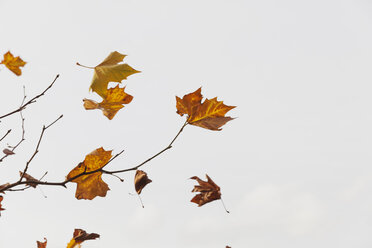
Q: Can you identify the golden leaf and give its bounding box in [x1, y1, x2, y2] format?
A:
[176, 88, 235, 131]
[83, 85, 133, 120]
[0, 51, 26, 76]
[66, 229, 99, 248]
[37, 238, 47, 248]
[190, 174, 221, 207]
[78, 51, 140, 98]
[134, 170, 152, 194]
[66, 147, 112, 200]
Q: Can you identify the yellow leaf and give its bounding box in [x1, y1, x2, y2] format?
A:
[1, 51, 26, 76]
[78, 51, 140, 98]
[83, 85, 133, 120]
[176, 88, 236, 131]
[66, 147, 112, 200]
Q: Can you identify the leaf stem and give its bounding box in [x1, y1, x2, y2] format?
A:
[76, 62, 95, 69]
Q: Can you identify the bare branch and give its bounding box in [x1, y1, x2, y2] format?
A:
[0, 74, 59, 120]
[0, 129, 11, 142]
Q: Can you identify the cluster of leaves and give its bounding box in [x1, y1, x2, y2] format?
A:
[0, 50, 236, 247]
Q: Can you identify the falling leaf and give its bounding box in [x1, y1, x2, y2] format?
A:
[0, 51, 26, 76]
[0, 195, 5, 212]
[37, 238, 47, 248]
[176, 88, 235, 131]
[78, 51, 140, 98]
[134, 170, 152, 194]
[66, 147, 112, 200]
[190, 174, 221, 206]
[3, 148, 15, 155]
[19, 171, 38, 188]
[83, 85, 133, 120]
[66, 229, 100, 248]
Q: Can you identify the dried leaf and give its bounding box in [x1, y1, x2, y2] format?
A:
[0, 195, 5, 212]
[81, 51, 140, 98]
[134, 170, 152, 194]
[37, 238, 47, 248]
[190, 174, 221, 206]
[19, 171, 39, 188]
[0, 183, 10, 192]
[83, 85, 133, 119]
[66, 229, 100, 248]
[66, 147, 112, 200]
[176, 88, 235, 131]
[0, 51, 26, 76]
[3, 148, 15, 155]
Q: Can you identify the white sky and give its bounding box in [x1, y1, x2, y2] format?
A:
[1, 0, 372, 247]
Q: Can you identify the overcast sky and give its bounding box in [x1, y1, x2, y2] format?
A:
[1, 0, 372, 247]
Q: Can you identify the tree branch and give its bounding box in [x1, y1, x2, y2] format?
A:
[0, 74, 59, 120]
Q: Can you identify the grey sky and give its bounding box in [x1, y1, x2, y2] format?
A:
[1, 0, 372, 247]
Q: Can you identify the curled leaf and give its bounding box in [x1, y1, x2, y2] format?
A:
[83, 85, 133, 119]
[66, 229, 100, 248]
[19, 171, 39, 188]
[190, 174, 221, 206]
[0, 51, 26, 76]
[3, 148, 15, 155]
[176, 88, 235, 131]
[37, 238, 47, 248]
[134, 170, 152, 194]
[66, 147, 112, 200]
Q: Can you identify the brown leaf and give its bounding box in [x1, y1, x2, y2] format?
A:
[176, 88, 235, 130]
[66, 229, 100, 248]
[0, 183, 10, 192]
[66, 147, 112, 200]
[37, 238, 47, 248]
[83, 85, 133, 120]
[19, 171, 38, 188]
[0, 51, 26, 76]
[134, 170, 152, 194]
[3, 148, 15, 155]
[190, 174, 221, 206]
[0, 195, 5, 212]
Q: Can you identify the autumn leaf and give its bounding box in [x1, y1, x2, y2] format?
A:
[0, 195, 5, 212]
[190, 174, 221, 206]
[66, 229, 100, 248]
[134, 170, 152, 194]
[0, 51, 26, 76]
[83, 85, 133, 120]
[77, 51, 140, 98]
[19, 171, 38, 188]
[3, 148, 15, 155]
[66, 147, 112, 200]
[176, 88, 235, 131]
[37, 238, 47, 248]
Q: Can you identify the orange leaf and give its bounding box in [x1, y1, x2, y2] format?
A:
[66, 147, 112, 200]
[1, 51, 26, 76]
[176, 88, 235, 130]
[134, 170, 152, 194]
[37, 238, 47, 248]
[66, 229, 99, 248]
[83, 85, 133, 120]
[190, 174, 221, 206]
[0, 195, 5, 212]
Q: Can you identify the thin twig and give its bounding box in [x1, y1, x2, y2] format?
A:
[0, 75, 59, 120]
[0, 129, 11, 142]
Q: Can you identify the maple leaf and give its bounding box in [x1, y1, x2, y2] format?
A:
[66, 229, 100, 248]
[190, 174, 221, 206]
[0, 51, 26, 76]
[19, 171, 38, 188]
[77, 51, 140, 98]
[37, 238, 47, 248]
[176, 88, 236, 131]
[134, 170, 152, 194]
[83, 85, 133, 120]
[0, 195, 5, 212]
[66, 147, 112, 200]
